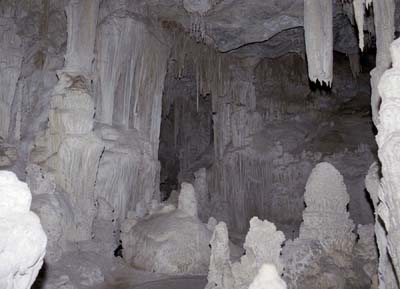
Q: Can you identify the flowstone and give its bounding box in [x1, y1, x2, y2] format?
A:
[0, 171, 47, 289]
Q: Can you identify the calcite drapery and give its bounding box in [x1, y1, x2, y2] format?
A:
[93, 12, 170, 223]
[304, 0, 333, 85]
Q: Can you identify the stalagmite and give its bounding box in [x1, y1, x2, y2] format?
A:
[205, 217, 285, 289]
[248, 264, 287, 289]
[121, 182, 213, 275]
[0, 171, 47, 289]
[299, 162, 356, 253]
[304, 0, 333, 85]
[231, 217, 285, 289]
[205, 222, 233, 289]
[283, 162, 360, 289]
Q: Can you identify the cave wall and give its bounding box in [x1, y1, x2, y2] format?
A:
[160, 33, 376, 237]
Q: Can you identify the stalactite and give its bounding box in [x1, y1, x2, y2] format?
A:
[353, 0, 366, 51]
[304, 0, 333, 86]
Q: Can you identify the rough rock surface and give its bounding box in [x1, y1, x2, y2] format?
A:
[0, 171, 47, 289]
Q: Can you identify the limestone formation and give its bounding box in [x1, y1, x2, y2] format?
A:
[283, 162, 358, 289]
[121, 183, 213, 275]
[376, 37, 400, 287]
[0, 171, 47, 289]
[304, 0, 333, 85]
[248, 264, 287, 289]
[299, 162, 356, 253]
[369, 0, 395, 126]
[0, 0, 392, 288]
[206, 222, 233, 289]
[31, 0, 104, 243]
[206, 217, 285, 289]
[365, 162, 398, 289]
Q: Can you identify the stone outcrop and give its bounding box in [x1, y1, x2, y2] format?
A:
[0, 171, 47, 289]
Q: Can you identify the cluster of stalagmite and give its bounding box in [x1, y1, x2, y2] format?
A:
[206, 216, 285, 289]
[282, 162, 376, 289]
[0, 171, 47, 289]
[204, 161, 378, 289]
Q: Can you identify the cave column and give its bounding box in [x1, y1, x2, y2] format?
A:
[64, 0, 100, 77]
[377, 37, 400, 283]
[31, 0, 103, 242]
[370, 0, 395, 126]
